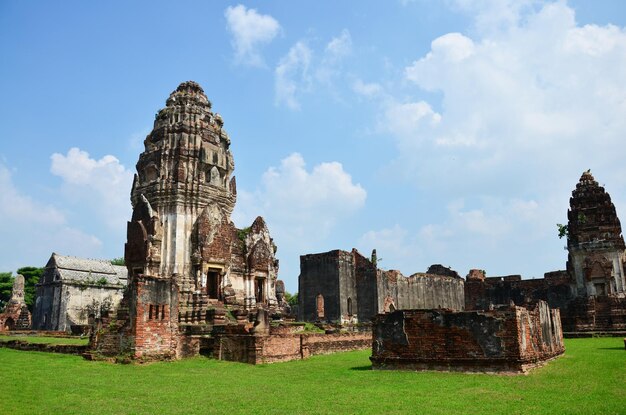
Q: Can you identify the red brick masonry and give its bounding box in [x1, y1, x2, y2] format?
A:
[213, 332, 371, 364]
[370, 301, 564, 374]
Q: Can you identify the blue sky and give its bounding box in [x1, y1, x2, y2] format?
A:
[1, 0, 626, 292]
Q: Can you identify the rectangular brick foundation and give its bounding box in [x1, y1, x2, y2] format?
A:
[370, 301, 564, 374]
[211, 332, 371, 364]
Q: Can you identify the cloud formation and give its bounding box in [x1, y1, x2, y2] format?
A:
[0, 164, 102, 271]
[275, 29, 353, 109]
[398, 1, 626, 193]
[275, 42, 312, 110]
[359, 1, 626, 277]
[225, 4, 281, 66]
[51, 147, 133, 232]
[234, 153, 366, 280]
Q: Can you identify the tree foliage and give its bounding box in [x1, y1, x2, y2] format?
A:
[557, 223, 569, 239]
[16, 266, 44, 312]
[0, 272, 14, 312]
[284, 291, 298, 307]
[110, 257, 125, 266]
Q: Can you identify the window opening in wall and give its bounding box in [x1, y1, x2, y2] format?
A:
[161, 305, 166, 320]
[149, 305, 153, 320]
[347, 297, 353, 316]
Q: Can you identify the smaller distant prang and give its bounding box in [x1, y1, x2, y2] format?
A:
[465, 171, 626, 333]
[0, 274, 31, 331]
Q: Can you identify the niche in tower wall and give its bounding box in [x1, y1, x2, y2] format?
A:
[255, 276, 266, 303]
[316, 294, 324, 319]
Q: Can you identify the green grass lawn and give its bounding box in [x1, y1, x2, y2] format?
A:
[0, 334, 89, 345]
[0, 337, 623, 415]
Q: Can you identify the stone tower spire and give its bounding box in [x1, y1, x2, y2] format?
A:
[96, 81, 282, 360]
[132, 81, 236, 214]
[126, 81, 237, 281]
[567, 170, 626, 296]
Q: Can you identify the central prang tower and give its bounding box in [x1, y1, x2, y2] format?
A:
[126, 81, 236, 287]
[117, 81, 280, 359]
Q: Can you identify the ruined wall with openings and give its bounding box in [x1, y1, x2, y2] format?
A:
[299, 249, 464, 324]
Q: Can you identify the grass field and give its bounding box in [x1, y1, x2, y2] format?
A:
[0, 335, 89, 345]
[0, 337, 624, 414]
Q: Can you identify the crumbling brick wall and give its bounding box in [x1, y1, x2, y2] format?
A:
[371, 301, 564, 373]
[464, 271, 574, 311]
[212, 332, 371, 364]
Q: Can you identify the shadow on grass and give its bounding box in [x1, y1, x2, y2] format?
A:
[596, 347, 625, 350]
[350, 365, 372, 371]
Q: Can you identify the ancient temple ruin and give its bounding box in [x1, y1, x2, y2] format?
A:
[567, 170, 626, 296]
[93, 81, 283, 359]
[32, 253, 127, 332]
[298, 249, 465, 323]
[0, 274, 31, 331]
[465, 171, 626, 332]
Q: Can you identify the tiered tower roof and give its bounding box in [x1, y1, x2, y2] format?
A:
[567, 170, 625, 250]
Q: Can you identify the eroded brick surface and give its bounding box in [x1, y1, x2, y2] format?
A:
[371, 301, 564, 373]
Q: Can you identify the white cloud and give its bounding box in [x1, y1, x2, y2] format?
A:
[352, 79, 384, 98]
[381, 101, 441, 141]
[233, 153, 366, 283]
[51, 147, 133, 231]
[384, 1, 626, 199]
[358, 195, 557, 278]
[325, 29, 352, 59]
[316, 29, 353, 85]
[275, 42, 312, 110]
[236, 153, 366, 237]
[225, 4, 281, 66]
[0, 164, 102, 271]
[358, 225, 415, 271]
[448, 0, 541, 34]
[275, 29, 352, 109]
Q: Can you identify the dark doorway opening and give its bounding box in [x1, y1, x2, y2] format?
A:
[594, 283, 606, 296]
[4, 317, 15, 331]
[255, 277, 265, 303]
[207, 270, 219, 299]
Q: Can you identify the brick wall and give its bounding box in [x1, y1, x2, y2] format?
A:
[465, 273, 574, 312]
[132, 276, 179, 359]
[212, 332, 371, 364]
[371, 301, 564, 374]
